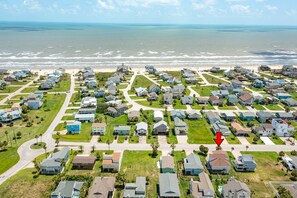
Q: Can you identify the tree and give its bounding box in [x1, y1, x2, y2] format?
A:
[43, 144, 47, 156]
[170, 143, 176, 155]
[106, 139, 111, 152]
[91, 145, 95, 153]
[231, 147, 234, 152]
[55, 137, 60, 147]
[35, 135, 39, 144]
[79, 145, 84, 152]
[16, 131, 22, 139]
[116, 172, 127, 187]
[253, 136, 259, 144]
[246, 145, 249, 151]
[199, 145, 209, 156]
[4, 130, 10, 146]
[150, 142, 160, 157]
[279, 151, 285, 158]
[33, 159, 40, 173]
[39, 134, 42, 144]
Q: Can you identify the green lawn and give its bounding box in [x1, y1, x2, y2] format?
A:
[218, 105, 236, 110]
[0, 86, 20, 93]
[9, 80, 30, 85]
[246, 133, 264, 144]
[10, 94, 29, 100]
[70, 92, 82, 103]
[54, 123, 66, 131]
[0, 94, 66, 174]
[49, 73, 71, 92]
[117, 136, 126, 143]
[53, 123, 92, 142]
[30, 142, 46, 149]
[202, 74, 230, 84]
[253, 103, 266, 110]
[117, 83, 128, 89]
[0, 94, 8, 101]
[269, 136, 284, 145]
[0, 168, 55, 198]
[65, 109, 78, 114]
[186, 118, 214, 144]
[132, 75, 155, 88]
[191, 102, 215, 110]
[225, 133, 241, 144]
[21, 87, 38, 93]
[61, 115, 75, 120]
[136, 100, 164, 108]
[192, 86, 218, 96]
[95, 72, 114, 87]
[165, 114, 178, 144]
[120, 151, 161, 198]
[265, 104, 284, 111]
[172, 100, 187, 110]
[236, 104, 248, 110]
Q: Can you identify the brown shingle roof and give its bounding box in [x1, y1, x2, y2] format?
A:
[92, 123, 107, 128]
[72, 156, 96, 164]
[88, 177, 115, 198]
[239, 93, 253, 102]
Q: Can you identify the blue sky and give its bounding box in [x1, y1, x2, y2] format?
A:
[0, 0, 296, 25]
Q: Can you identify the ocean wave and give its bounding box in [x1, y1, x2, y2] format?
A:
[148, 50, 158, 55]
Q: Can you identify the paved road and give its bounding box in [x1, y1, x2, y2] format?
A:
[0, 74, 75, 185]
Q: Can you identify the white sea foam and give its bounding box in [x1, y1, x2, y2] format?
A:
[148, 50, 158, 55]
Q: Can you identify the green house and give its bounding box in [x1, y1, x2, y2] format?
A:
[239, 112, 256, 121]
[160, 156, 175, 173]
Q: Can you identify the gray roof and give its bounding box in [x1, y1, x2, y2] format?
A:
[41, 147, 70, 167]
[114, 125, 131, 131]
[174, 117, 187, 127]
[206, 111, 220, 120]
[136, 122, 148, 131]
[51, 180, 84, 197]
[240, 112, 256, 117]
[88, 177, 115, 198]
[124, 177, 146, 198]
[159, 173, 180, 197]
[222, 178, 251, 198]
[241, 154, 255, 162]
[256, 111, 274, 118]
[276, 112, 293, 118]
[184, 153, 203, 170]
[153, 121, 168, 129]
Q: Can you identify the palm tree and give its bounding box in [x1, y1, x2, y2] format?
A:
[4, 131, 11, 146]
[35, 135, 39, 144]
[55, 137, 60, 147]
[43, 144, 47, 156]
[150, 142, 160, 157]
[231, 147, 234, 152]
[106, 139, 112, 153]
[116, 172, 127, 187]
[170, 143, 176, 155]
[246, 145, 249, 152]
[79, 145, 84, 153]
[39, 134, 42, 144]
[91, 145, 95, 153]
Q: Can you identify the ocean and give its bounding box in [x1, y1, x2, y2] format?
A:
[0, 22, 297, 69]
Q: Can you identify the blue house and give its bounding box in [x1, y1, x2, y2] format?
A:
[149, 84, 160, 93]
[275, 93, 292, 100]
[183, 153, 203, 175]
[272, 79, 286, 86]
[114, 125, 131, 135]
[66, 121, 82, 134]
[94, 89, 105, 98]
[253, 79, 263, 88]
[239, 112, 256, 121]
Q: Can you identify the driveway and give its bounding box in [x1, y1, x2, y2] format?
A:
[158, 136, 168, 145]
[237, 137, 251, 145]
[260, 137, 275, 145]
[177, 136, 188, 144]
[139, 136, 146, 144]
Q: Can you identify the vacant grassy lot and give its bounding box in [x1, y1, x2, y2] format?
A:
[165, 113, 178, 144]
[117, 83, 128, 89]
[265, 104, 284, 111]
[269, 136, 284, 145]
[186, 118, 214, 144]
[253, 103, 266, 110]
[132, 75, 155, 88]
[136, 100, 164, 108]
[95, 72, 114, 87]
[0, 94, 66, 174]
[203, 74, 230, 84]
[192, 86, 218, 96]
[225, 133, 241, 144]
[0, 147, 20, 175]
[0, 168, 55, 198]
[49, 73, 71, 92]
[246, 133, 264, 144]
[21, 87, 39, 93]
[0, 86, 20, 93]
[121, 151, 161, 198]
[0, 94, 8, 101]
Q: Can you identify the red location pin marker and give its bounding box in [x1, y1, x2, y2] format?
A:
[214, 131, 224, 147]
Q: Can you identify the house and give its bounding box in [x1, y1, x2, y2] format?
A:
[135, 87, 148, 97]
[256, 111, 275, 123]
[75, 114, 95, 123]
[184, 153, 203, 175]
[87, 79, 98, 89]
[102, 152, 121, 172]
[210, 66, 221, 73]
[276, 93, 292, 100]
[0, 108, 21, 123]
[149, 84, 160, 93]
[171, 110, 186, 120]
[211, 90, 229, 98]
[186, 110, 202, 120]
[24, 93, 43, 110]
[147, 92, 159, 101]
[282, 98, 297, 106]
[107, 104, 128, 117]
[272, 118, 294, 137]
[51, 180, 84, 198]
[174, 117, 188, 135]
[181, 96, 194, 105]
[185, 77, 198, 84]
[172, 84, 185, 98]
[107, 84, 117, 95]
[230, 122, 251, 136]
[114, 125, 131, 135]
[190, 172, 215, 198]
[94, 89, 105, 98]
[207, 150, 231, 174]
[209, 95, 224, 106]
[154, 110, 164, 122]
[231, 80, 243, 88]
[159, 173, 180, 198]
[135, 122, 148, 136]
[160, 156, 175, 173]
[275, 112, 294, 120]
[40, 147, 70, 175]
[221, 178, 251, 198]
[197, 97, 209, 105]
[258, 65, 271, 71]
[78, 107, 96, 114]
[232, 154, 256, 172]
[81, 97, 97, 108]
[205, 111, 221, 124]
[254, 124, 274, 137]
[88, 177, 115, 198]
[123, 177, 146, 198]
[227, 95, 239, 105]
[153, 121, 169, 135]
[239, 93, 254, 106]
[128, 110, 140, 122]
[220, 111, 236, 121]
[239, 112, 256, 121]
[253, 79, 263, 88]
[107, 107, 118, 117]
[145, 65, 157, 74]
[164, 92, 173, 105]
[161, 86, 172, 93]
[66, 121, 82, 134]
[92, 123, 107, 135]
[211, 121, 231, 136]
[167, 76, 181, 85]
[72, 156, 96, 170]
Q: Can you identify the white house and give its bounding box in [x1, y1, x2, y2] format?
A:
[271, 118, 295, 137]
[135, 122, 148, 136]
[154, 111, 164, 122]
[92, 123, 107, 135]
[81, 97, 97, 108]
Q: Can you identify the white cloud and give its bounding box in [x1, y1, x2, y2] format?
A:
[265, 5, 278, 11]
[286, 9, 297, 16]
[255, 0, 265, 2]
[23, 0, 40, 10]
[192, 0, 216, 10]
[230, 4, 250, 13]
[97, 0, 115, 10]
